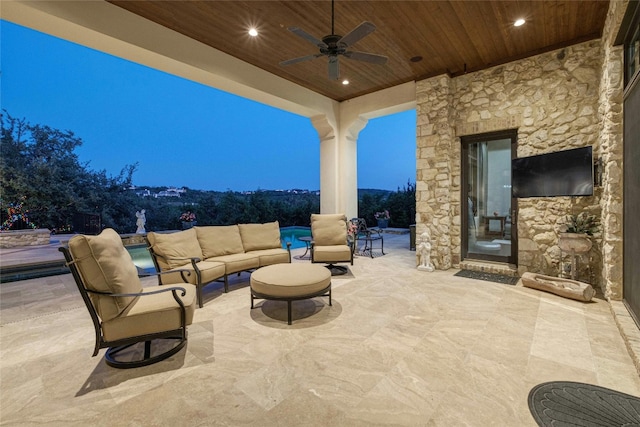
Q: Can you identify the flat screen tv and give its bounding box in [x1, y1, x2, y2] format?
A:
[512, 146, 594, 198]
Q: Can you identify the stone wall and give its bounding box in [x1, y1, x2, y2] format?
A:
[416, 76, 457, 269]
[0, 229, 51, 248]
[597, 0, 626, 300]
[416, 39, 610, 288]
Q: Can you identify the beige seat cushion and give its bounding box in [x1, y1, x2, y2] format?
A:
[160, 260, 226, 286]
[238, 221, 282, 252]
[311, 214, 348, 246]
[147, 229, 203, 270]
[207, 253, 260, 275]
[196, 225, 244, 259]
[313, 245, 352, 263]
[250, 264, 330, 298]
[248, 248, 291, 267]
[101, 284, 196, 342]
[68, 228, 142, 322]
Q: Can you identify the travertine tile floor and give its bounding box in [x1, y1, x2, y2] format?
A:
[1, 233, 639, 426]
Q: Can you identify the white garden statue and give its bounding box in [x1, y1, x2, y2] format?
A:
[135, 209, 146, 234]
[416, 231, 434, 272]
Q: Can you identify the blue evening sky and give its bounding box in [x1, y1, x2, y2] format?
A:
[1, 20, 415, 192]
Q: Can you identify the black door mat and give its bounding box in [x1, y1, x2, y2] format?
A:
[528, 381, 640, 426]
[453, 269, 519, 285]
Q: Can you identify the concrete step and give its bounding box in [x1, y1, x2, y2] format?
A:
[459, 260, 519, 277]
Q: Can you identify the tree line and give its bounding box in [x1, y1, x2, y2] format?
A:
[1, 112, 415, 234]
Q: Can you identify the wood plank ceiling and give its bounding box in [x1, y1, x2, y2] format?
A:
[108, 1, 610, 102]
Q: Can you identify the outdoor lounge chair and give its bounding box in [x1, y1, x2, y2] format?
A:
[59, 228, 196, 368]
[351, 217, 384, 258]
[310, 213, 354, 275]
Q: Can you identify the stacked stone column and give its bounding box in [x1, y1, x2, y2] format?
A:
[416, 76, 457, 270]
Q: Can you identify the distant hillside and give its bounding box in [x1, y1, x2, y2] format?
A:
[358, 188, 393, 198]
[130, 186, 393, 201]
[125, 184, 413, 229]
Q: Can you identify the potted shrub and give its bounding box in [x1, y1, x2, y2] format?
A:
[558, 212, 599, 254]
[374, 210, 390, 229]
[180, 211, 197, 229]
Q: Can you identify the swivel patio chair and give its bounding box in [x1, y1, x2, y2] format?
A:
[59, 228, 196, 369]
[350, 218, 385, 258]
[310, 213, 354, 275]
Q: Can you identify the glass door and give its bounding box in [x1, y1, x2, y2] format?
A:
[462, 130, 517, 264]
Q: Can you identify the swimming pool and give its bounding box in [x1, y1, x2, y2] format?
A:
[125, 227, 312, 274]
[126, 245, 156, 274]
[280, 226, 311, 250]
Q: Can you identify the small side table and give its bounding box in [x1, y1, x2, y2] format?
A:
[295, 236, 313, 260]
[360, 228, 384, 258]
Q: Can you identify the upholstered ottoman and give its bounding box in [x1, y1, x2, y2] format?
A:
[250, 264, 332, 325]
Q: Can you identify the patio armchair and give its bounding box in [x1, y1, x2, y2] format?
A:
[59, 228, 196, 369]
[350, 217, 385, 258]
[310, 213, 354, 275]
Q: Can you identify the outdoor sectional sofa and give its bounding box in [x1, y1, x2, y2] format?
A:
[146, 221, 291, 307]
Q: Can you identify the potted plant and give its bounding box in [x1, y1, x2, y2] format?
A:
[558, 212, 599, 254]
[180, 211, 197, 229]
[374, 210, 390, 229]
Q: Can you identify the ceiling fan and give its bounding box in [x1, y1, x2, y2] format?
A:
[279, 0, 388, 80]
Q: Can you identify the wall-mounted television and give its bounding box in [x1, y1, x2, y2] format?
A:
[512, 146, 594, 198]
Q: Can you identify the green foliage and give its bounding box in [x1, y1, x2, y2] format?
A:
[358, 192, 386, 226]
[131, 197, 181, 231]
[175, 190, 320, 228]
[1, 111, 138, 232]
[357, 181, 415, 228]
[564, 212, 599, 236]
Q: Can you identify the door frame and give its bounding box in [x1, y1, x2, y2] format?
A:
[461, 129, 518, 264]
[617, 0, 640, 327]
[623, 50, 640, 327]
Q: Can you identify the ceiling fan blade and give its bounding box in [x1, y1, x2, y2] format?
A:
[328, 56, 340, 80]
[343, 51, 388, 65]
[280, 54, 323, 66]
[287, 27, 327, 48]
[338, 21, 377, 48]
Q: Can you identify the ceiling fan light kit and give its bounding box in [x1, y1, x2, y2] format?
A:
[280, 0, 388, 80]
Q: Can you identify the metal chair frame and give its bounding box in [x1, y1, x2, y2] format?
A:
[351, 218, 385, 258]
[250, 285, 332, 325]
[59, 246, 190, 369]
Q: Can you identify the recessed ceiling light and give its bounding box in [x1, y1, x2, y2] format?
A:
[342, 79, 349, 85]
[248, 28, 258, 37]
[410, 56, 423, 63]
[514, 19, 525, 27]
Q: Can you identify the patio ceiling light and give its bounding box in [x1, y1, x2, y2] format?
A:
[248, 28, 258, 37]
[514, 18, 525, 27]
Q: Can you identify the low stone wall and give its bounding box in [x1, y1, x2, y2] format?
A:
[0, 229, 51, 248]
[120, 233, 147, 246]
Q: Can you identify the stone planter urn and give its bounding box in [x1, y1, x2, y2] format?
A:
[558, 232, 592, 254]
[377, 219, 388, 229]
[558, 232, 592, 281]
[182, 221, 196, 230]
